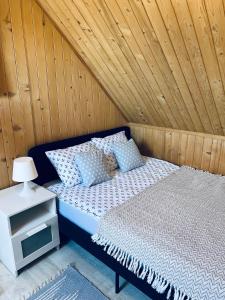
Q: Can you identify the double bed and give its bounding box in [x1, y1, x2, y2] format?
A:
[28, 126, 225, 300]
[28, 126, 173, 299]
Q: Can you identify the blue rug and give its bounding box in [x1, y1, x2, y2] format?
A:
[27, 266, 108, 300]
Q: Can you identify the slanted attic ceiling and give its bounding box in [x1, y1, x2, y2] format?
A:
[37, 0, 225, 135]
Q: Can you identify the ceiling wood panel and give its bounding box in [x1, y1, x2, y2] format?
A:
[171, 0, 222, 134]
[37, 0, 225, 135]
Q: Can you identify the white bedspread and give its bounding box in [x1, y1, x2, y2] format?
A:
[48, 157, 179, 217]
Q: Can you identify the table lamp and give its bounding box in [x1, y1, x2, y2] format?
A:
[12, 157, 38, 197]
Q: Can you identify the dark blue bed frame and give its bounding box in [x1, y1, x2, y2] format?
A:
[28, 126, 170, 300]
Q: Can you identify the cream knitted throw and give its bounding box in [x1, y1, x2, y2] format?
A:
[92, 167, 225, 300]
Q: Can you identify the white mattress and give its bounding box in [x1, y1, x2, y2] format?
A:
[48, 157, 179, 234]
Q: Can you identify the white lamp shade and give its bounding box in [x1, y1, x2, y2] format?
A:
[12, 157, 38, 182]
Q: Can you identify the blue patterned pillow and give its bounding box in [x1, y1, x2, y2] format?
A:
[45, 142, 98, 187]
[90, 131, 127, 171]
[112, 139, 145, 172]
[75, 151, 112, 187]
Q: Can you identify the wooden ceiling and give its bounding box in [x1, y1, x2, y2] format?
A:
[37, 0, 225, 135]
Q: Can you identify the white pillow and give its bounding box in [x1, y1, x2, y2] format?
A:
[46, 142, 98, 187]
[90, 131, 128, 170]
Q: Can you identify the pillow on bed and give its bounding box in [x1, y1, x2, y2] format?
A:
[90, 131, 127, 171]
[75, 151, 112, 187]
[112, 139, 145, 172]
[45, 142, 98, 187]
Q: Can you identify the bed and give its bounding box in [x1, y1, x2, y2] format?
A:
[28, 126, 225, 300]
[28, 126, 177, 299]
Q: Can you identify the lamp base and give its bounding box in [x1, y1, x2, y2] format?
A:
[19, 181, 36, 198]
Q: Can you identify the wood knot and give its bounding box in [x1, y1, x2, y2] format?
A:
[24, 84, 30, 92]
[8, 91, 16, 97]
[13, 124, 21, 131]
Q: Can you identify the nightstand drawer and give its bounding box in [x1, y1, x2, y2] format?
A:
[22, 225, 52, 258]
[12, 215, 59, 269]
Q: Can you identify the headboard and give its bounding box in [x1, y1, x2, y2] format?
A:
[28, 126, 130, 185]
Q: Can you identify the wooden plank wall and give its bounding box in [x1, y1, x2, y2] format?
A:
[0, 0, 126, 189]
[130, 123, 225, 175]
[37, 0, 225, 136]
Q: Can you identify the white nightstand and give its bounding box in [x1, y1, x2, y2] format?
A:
[0, 182, 60, 276]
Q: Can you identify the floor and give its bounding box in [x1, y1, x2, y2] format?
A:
[0, 241, 150, 300]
